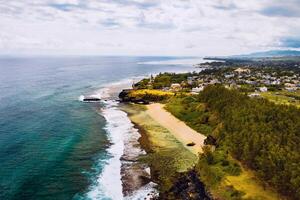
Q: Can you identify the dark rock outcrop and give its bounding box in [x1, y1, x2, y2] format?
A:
[204, 135, 217, 146]
[119, 89, 133, 102]
[160, 170, 212, 200]
[118, 89, 149, 104]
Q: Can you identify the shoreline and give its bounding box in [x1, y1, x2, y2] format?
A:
[102, 81, 209, 198]
[84, 81, 158, 199]
[106, 82, 159, 199]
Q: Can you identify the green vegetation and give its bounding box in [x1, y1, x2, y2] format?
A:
[165, 95, 219, 136]
[165, 85, 299, 199]
[152, 72, 192, 89]
[128, 89, 174, 102]
[134, 72, 199, 90]
[261, 91, 300, 108]
[196, 146, 282, 200]
[237, 84, 256, 93]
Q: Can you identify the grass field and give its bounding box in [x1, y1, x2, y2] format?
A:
[260, 90, 300, 108]
[224, 166, 283, 200]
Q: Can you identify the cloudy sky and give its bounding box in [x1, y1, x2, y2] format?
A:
[1, 0, 300, 56]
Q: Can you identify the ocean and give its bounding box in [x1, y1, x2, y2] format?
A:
[0, 56, 204, 200]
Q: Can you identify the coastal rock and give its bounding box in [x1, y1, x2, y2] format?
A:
[119, 89, 149, 104]
[204, 135, 217, 146]
[160, 170, 212, 200]
[119, 89, 133, 102]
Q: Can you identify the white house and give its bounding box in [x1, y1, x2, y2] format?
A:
[234, 68, 251, 73]
[248, 93, 261, 98]
[191, 86, 204, 94]
[170, 83, 182, 91]
[259, 87, 268, 92]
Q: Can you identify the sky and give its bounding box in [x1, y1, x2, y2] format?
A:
[1, 0, 300, 56]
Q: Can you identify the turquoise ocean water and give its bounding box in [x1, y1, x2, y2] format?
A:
[0, 56, 201, 200]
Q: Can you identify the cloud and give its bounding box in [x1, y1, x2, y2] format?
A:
[108, 0, 159, 9]
[0, 0, 300, 56]
[260, 6, 300, 17]
[212, 2, 237, 11]
[259, 0, 300, 17]
[48, 3, 80, 11]
[100, 18, 121, 28]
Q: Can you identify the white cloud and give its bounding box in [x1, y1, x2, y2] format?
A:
[0, 0, 300, 56]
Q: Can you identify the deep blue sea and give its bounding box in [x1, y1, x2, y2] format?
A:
[0, 56, 202, 200]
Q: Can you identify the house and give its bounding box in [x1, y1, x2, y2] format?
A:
[271, 80, 281, 85]
[170, 83, 182, 91]
[285, 83, 296, 88]
[209, 79, 220, 85]
[259, 87, 268, 92]
[191, 86, 204, 94]
[248, 93, 261, 98]
[285, 87, 297, 92]
[234, 68, 251, 74]
[224, 74, 234, 78]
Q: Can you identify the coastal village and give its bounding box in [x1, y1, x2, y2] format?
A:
[150, 68, 299, 93]
[127, 66, 300, 107]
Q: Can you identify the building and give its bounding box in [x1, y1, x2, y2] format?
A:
[191, 86, 204, 94]
[170, 83, 182, 91]
[234, 68, 251, 73]
[224, 74, 234, 78]
[285, 87, 297, 92]
[248, 93, 261, 98]
[259, 87, 268, 92]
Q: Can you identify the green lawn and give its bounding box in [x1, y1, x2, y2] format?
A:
[260, 91, 300, 108]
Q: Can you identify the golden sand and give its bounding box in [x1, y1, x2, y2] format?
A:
[146, 103, 206, 155]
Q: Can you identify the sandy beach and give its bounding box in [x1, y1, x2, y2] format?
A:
[146, 103, 206, 155]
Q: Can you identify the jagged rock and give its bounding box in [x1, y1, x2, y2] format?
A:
[204, 135, 217, 146]
[119, 89, 150, 104]
[160, 170, 212, 200]
[119, 89, 133, 102]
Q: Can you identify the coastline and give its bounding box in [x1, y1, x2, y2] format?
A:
[96, 79, 210, 199]
[84, 81, 159, 199]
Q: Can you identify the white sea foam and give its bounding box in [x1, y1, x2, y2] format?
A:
[86, 99, 125, 199]
[78, 95, 85, 102]
[125, 182, 158, 200]
[84, 87, 158, 200]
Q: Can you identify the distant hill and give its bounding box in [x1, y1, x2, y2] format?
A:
[231, 50, 300, 58]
